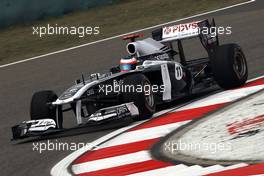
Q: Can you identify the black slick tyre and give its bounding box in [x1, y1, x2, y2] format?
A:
[210, 43, 248, 89]
[30, 90, 61, 128]
[122, 74, 156, 121]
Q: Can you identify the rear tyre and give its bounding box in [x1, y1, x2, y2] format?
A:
[122, 74, 156, 121]
[210, 43, 248, 89]
[30, 90, 62, 128]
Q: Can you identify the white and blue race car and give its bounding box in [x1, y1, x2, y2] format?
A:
[12, 19, 248, 140]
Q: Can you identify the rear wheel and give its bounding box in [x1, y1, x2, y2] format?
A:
[122, 74, 156, 121]
[210, 43, 248, 89]
[30, 90, 62, 128]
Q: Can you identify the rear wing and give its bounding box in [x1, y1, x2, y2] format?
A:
[152, 19, 219, 50]
[162, 21, 201, 41]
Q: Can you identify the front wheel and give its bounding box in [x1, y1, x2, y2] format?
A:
[122, 74, 156, 121]
[210, 43, 248, 89]
[30, 90, 62, 128]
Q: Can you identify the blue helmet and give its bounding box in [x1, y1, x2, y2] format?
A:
[120, 56, 137, 72]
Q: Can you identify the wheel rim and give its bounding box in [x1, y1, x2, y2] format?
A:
[233, 51, 247, 79]
[144, 81, 154, 108]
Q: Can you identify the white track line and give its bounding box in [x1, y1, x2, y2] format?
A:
[99, 121, 189, 148]
[1, 0, 255, 69]
[247, 75, 264, 82]
[50, 1, 256, 175]
[72, 150, 151, 174]
[127, 164, 189, 176]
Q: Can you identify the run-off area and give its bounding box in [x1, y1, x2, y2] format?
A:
[163, 89, 264, 163]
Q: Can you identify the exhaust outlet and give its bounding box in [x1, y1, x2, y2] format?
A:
[126, 43, 137, 55]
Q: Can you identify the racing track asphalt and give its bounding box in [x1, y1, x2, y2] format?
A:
[0, 1, 264, 175]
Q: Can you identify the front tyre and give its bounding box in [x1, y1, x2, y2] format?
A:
[122, 74, 156, 121]
[210, 44, 248, 89]
[30, 90, 62, 128]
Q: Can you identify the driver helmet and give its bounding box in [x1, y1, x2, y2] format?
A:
[120, 56, 137, 72]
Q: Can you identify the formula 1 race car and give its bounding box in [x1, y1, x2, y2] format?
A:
[11, 19, 248, 140]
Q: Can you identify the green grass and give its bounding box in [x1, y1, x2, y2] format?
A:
[0, 0, 245, 65]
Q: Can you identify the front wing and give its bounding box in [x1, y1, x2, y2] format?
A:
[11, 103, 139, 140]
